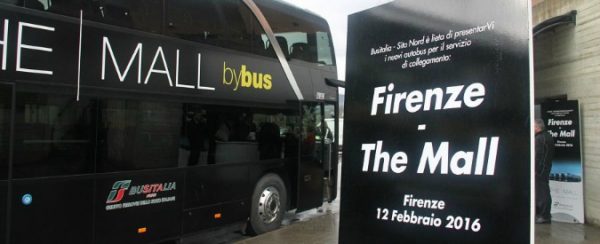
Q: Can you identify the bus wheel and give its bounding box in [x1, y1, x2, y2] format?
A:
[249, 173, 287, 235]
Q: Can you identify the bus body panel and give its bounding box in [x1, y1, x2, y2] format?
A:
[182, 198, 249, 235]
[289, 63, 337, 102]
[10, 177, 95, 244]
[94, 170, 183, 244]
[0, 82, 10, 244]
[0, 181, 6, 244]
[182, 159, 287, 234]
[183, 164, 250, 209]
[296, 156, 324, 212]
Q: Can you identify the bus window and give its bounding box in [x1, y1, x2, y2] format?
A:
[166, 0, 269, 55]
[301, 104, 322, 158]
[0, 0, 20, 7]
[254, 112, 299, 160]
[0, 84, 10, 180]
[96, 99, 181, 172]
[94, 0, 162, 33]
[12, 93, 96, 178]
[180, 105, 210, 166]
[316, 32, 334, 66]
[179, 105, 299, 165]
[254, 0, 336, 65]
[24, 0, 94, 18]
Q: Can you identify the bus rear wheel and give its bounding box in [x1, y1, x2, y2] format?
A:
[249, 173, 287, 235]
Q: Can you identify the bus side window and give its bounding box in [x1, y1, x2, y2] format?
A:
[94, 0, 163, 34]
[23, 0, 94, 18]
[166, 0, 272, 56]
[254, 0, 336, 65]
[12, 93, 96, 178]
[96, 99, 181, 172]
[0, 0, 21, 7]
[165, 0, 222, 45]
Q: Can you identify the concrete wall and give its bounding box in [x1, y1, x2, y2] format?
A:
[533, 0, 600, 225]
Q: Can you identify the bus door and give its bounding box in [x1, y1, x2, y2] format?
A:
[322, 103, 338, 202]
[297, 103, 327, 211]
[0, 83, 12, 244]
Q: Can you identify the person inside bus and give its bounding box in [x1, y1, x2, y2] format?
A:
[302, 126, 317, 156]
[258, 122, 281, 159]
[215, 116, 232, 142]
[283, 125, 299, 159]
[187, 111, 208, 165]
[233, 113, 256, 141]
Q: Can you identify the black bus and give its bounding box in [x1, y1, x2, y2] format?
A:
[0, 0, 340, 243]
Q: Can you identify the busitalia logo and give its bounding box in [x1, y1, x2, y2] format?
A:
[106, 180, 131, 204]
[223, 62, 272, 91]
[105, 180, 177, 211]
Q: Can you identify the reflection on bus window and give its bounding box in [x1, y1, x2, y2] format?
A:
[179, 105, 299, 165]
[97, 0, 162, 33]
[23, 0, 163, 33]
[0, 0, 21, 7]
[301, 104, 322, 159]
[13, 93, 96, 178]
[166, 0, 273, 56]
[97, 99, 181, 172]
[24, 0, 93, 19]
[254, 0, 335, 65]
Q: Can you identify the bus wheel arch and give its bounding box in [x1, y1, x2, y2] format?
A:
[248, 173, 287, 235]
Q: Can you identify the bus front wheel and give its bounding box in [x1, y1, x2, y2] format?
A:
[249, 173, 287, 235]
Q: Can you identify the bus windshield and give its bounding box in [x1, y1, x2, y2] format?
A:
[255, 0, 335, 66]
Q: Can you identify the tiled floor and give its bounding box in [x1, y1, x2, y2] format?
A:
[535, 221, 600, 244]
[236, 213, 339, 244]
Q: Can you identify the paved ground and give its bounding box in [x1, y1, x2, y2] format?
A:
[536, 221, 600, 244]
[185, 160, 600, 244]
[237, 210, 600, 244]
[236, 201, 339, 244]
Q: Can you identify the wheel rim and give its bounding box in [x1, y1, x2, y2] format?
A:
[258, 186, 281, 224]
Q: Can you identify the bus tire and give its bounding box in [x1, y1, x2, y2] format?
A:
[249, 173, 287, 235]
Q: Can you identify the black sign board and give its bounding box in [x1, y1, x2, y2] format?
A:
[541, 100, 584, 223]
[541, 100, 581, 169]
[340, 0, 532, 243]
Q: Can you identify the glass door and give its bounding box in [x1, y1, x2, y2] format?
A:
[322, 103, 338, 202]
[297, 103, 324, 211]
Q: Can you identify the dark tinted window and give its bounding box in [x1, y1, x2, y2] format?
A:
[22, 0, 162, 34]
[0, 0, 21, 7]
[97, 99, 181, 172]
[13, 93, 96, 178]
[92, 0, 162, 33]
[180, 105, 299, 165]
[255, 0, 335, 65]
[166, 0, 272, 56]
[301, 104, 321, 159]
[0, 84, 10, 180]
[24, 0, 94, 18]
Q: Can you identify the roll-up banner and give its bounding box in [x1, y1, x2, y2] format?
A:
[340, 0, 532, 243]
[541, 100, 584, 223]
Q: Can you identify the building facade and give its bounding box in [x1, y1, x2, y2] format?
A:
[533, 0, 600, 225]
